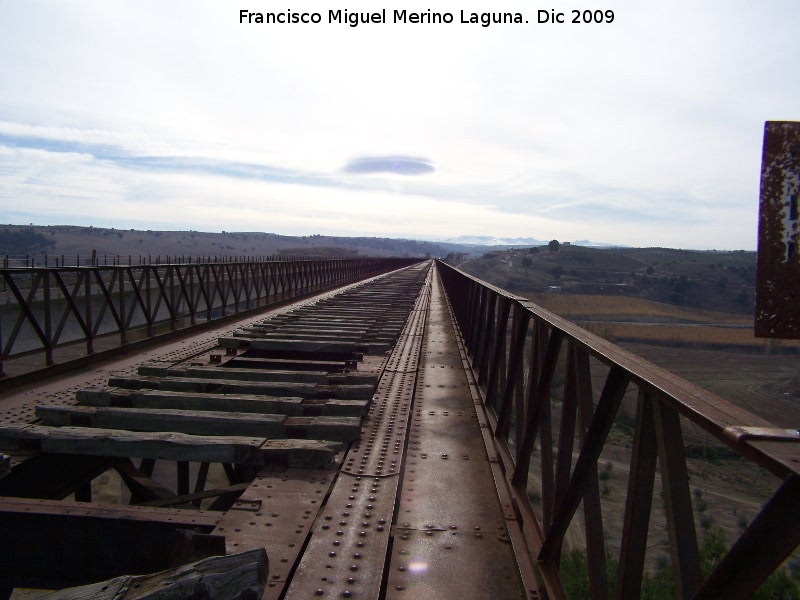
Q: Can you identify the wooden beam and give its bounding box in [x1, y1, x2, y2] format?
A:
[37, 405, 287, 438]
[0, 424, 341, 467]
[37, 405, 361, 442]
[0, 424, 263, 463]
[114, 458, 193, 508]
[77, 387, 369, 417]
[139, 482, 251, 508]
[107, 375, 375, 400]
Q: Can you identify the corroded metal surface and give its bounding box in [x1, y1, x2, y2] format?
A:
[211, 469, 335, 600]
[756, 121, 800, 338]
[385, 269, 528, 600]
[283, 267, 431, 599]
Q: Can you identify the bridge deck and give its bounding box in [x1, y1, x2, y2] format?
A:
[0, 262, 532, 599]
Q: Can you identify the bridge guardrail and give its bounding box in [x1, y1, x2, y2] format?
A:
[437, 260, 800, 599]
[0, 258, 420, 380]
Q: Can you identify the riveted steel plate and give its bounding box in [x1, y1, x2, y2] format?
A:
[283, 266, 431, 598]
[212, 468, 336, 600]
[756, 121, 800, 338]
[387, 269, 527, 599]
[342, 375, 414, 477]
[284, 473, 398, 599]
[385, 332, 422, 373]
[385, 529, 524, 600]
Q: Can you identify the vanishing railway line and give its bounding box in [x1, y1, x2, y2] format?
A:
[0, 259, 799, 599]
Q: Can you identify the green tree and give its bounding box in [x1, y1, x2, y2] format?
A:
[522, 257, 532, 273]
[549, 239, 560, 253]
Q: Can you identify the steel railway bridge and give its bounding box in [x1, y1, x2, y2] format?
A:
[0, 258, 798, 599]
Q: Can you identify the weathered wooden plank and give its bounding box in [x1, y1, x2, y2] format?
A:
[234, 331, 363, 342]
[108, 375, 320, 397]
[138, 364, 379, 387]
[224, 356, 356, 372]
[114, 458, 194, 508]
[0, 424, 264, 463]
[78, 386, 304, 414]
[0, 424, 341, 467]
[138, 482, 252, 507]
[138, 364, 331, 384]
[37, 405, 361, 442]
[261, 439, 342, 468]
[246, 325, 367, 335]
[282, 415, 361, 442]
[37, 405, 288, 438]
[76, 387, 369, 417]
[107, 375, 375, 400]
[219, 336, 360, 354]
[225, 347, 363, 363]
[40, 548, 267, 600]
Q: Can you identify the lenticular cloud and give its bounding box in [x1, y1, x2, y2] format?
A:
[342, 156, 434, 176]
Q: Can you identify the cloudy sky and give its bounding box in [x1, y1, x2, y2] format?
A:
[0, 1, 797, 249]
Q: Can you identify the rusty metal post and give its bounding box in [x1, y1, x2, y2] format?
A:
[615, 389, 658, 599]
[653, 398, 701, 598]
[756, 121, 800, 338]
[119, 267, 127, 345]
[43, 270, 53, 366]
[85, 268, 94, 354]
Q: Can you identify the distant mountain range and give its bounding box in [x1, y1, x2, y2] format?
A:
[438, 235, 545, 246]
[436, 235, 623, 248]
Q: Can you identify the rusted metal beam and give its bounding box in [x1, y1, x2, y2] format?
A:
[0, 496, 224, 589]
[0, 454, 113, 499]
[615, 389, 658, 600]
[693, 473, 800, 598]
[653, 398, 701, 599]
[511, 326, 563, 489]
[574, 346, 608, 600]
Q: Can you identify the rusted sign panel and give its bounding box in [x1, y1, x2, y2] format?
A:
[756, 121, 800, 338]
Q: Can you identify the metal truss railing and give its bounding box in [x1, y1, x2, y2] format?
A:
[437, 260, 800, 599]
[0, 257, 419, 378]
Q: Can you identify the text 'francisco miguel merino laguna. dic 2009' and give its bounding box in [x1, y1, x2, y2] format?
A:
[239, 8, 616, 27]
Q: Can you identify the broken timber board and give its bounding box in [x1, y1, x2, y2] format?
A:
[138, 364, 332, 384]
[76, 388, 369, 417]
[0, 424, 263, 463]
[37, 405, 288, 439]
[37, 405, 362, 442]
[218, 337, 360, 353]
[0, 425, 342, 467]
[106, 376, 375, 400]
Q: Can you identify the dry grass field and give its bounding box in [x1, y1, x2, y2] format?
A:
[526, 292, 800, 351]
[527, 293, 752, 324]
